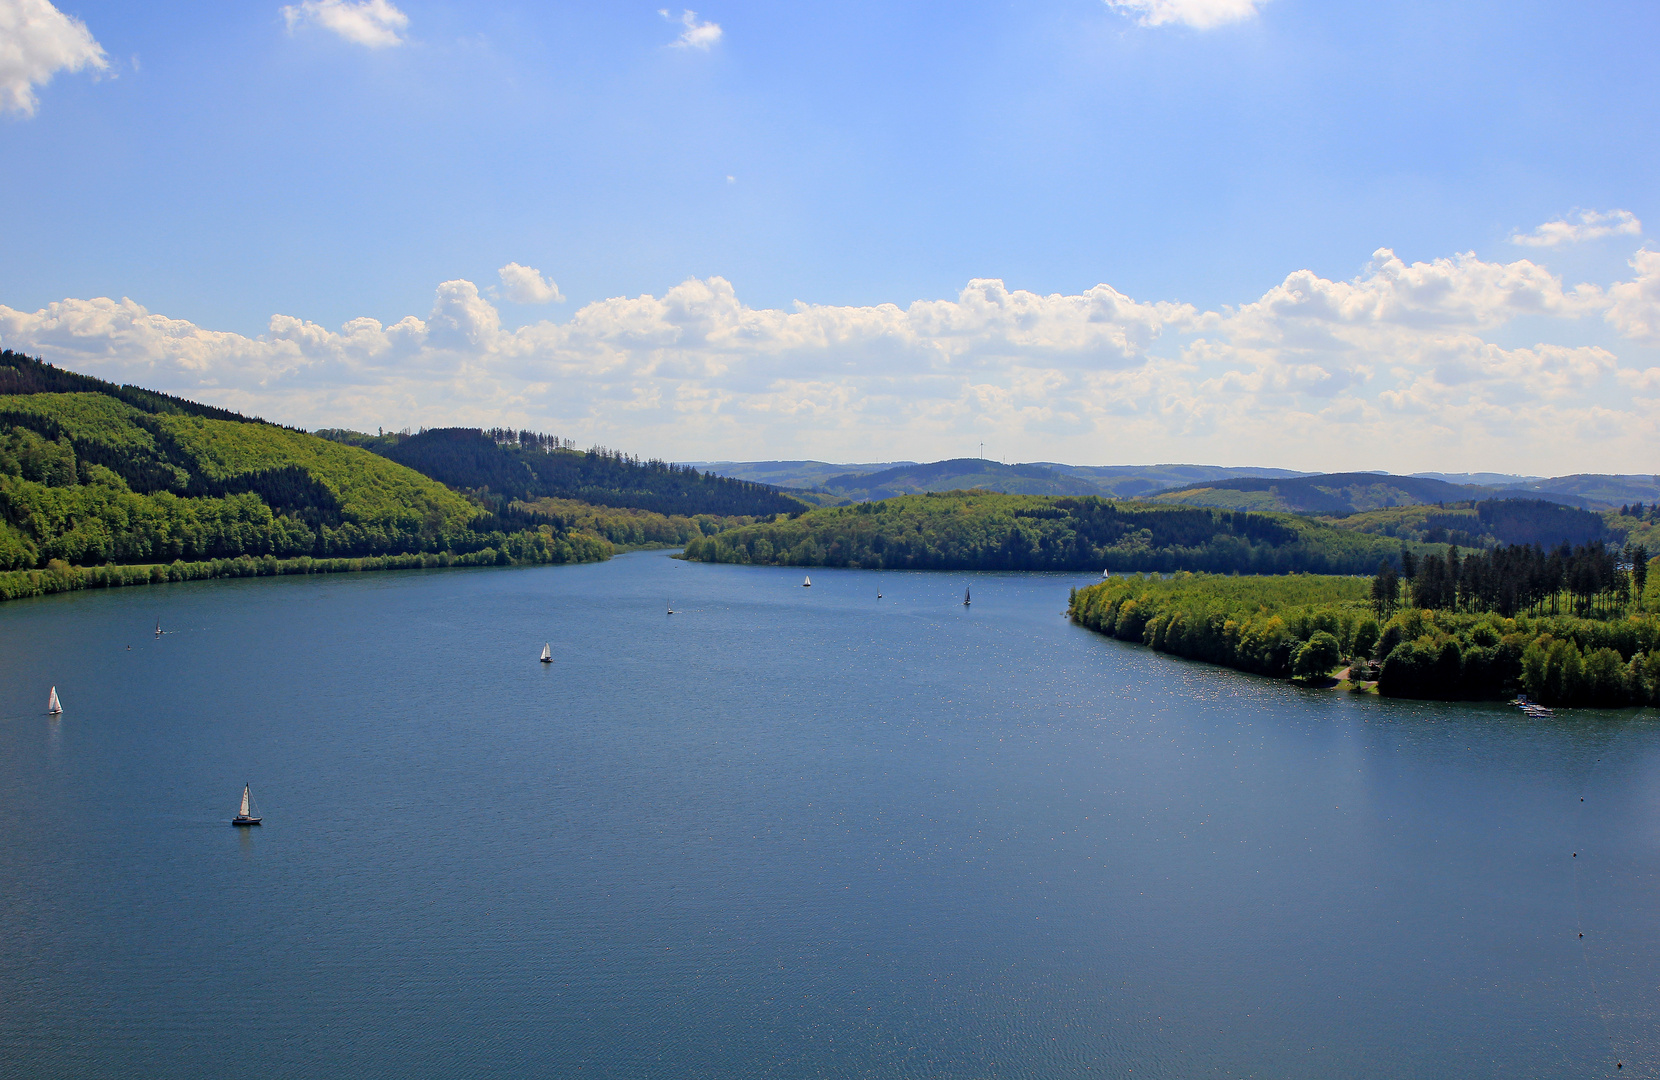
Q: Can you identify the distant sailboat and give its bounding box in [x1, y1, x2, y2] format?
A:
[963, 586, 971, 607]
[877, 591, 882, 599]
[666, 600, 675, 615]
[803, 575, 812, 587]
[539, 643, 553, 663]
[232, 784, 261, 826]
[46, 687, 62, 715]
[155, 620, 162, 637]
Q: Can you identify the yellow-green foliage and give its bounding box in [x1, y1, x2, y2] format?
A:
[1070, 571, 1660, 708]
[154, 412, 476, 532]
[0, 392, 605, 580]
[1069, 573, 1374, 678]
[683, 491, 1421, 574]
[518, 496, 751, 548]
[0, 533, 612, 603]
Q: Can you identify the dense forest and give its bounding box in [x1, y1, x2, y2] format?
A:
[1324, 498, 1610, 549]
[517, 496, 755, 549]
[320, 427, 805, 519]
[0, 349, 263, 425]
[1374, 541, 1649, 619]
[680, 492, 1425, 574]
[1070, 561, 1660, 708]
[0, 368, 610, 597]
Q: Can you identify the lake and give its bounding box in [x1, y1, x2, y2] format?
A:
[0, 552, 1656, 1078]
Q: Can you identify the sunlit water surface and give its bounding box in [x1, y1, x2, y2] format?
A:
[1, 552, 1657, 1078]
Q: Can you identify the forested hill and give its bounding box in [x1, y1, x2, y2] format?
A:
[320, 427, 806, 519]
[1152, 471, 1599, 513]
[0, 360, 609, 584]
[0, 349, 261, 425]
[680, 491, 1428, 574]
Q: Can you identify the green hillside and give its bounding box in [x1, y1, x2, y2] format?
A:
[0, 355, 610, 599]
[812, 458, 1105, 501]
[1320, 498, 1612, 549]
[680, 491, 1430, 574]
[321, 427, 807, 518]
[1151, 471, 1600, 514]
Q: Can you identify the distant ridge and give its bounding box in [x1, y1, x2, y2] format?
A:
[1149, 471, 1602, 513]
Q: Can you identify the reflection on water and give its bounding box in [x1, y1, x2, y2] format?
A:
[0, 552, 1656, 1079]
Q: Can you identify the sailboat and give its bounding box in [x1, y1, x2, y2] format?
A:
[963, 586, 971, 607]
[46, 687, 62, 715]
[803, 575, 812, 587]
[155, 620, 162, 637]
[232, 784, 261, 826]
[539, 643, 553, 663]
[666, 601, 675, 615]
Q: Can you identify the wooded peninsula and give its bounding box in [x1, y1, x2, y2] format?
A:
[1070, 540, 1660, 708]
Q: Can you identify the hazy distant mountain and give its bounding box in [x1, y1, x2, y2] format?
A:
[1150, 472, 1601, 514]
[819, 459, 1104, 501]
[1505, 473, 1660, 506]
[680, 460, 916, 490]
[1033, 463, 1314, 499]
[686, 458, 1657, 511]
[1409, 472, 1544, 486]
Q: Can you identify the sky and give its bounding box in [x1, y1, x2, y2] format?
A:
[1, 0, 1658, 474]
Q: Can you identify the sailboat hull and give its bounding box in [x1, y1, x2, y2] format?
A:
[231, 817, 261, 826]
[539, 658, 553, 663]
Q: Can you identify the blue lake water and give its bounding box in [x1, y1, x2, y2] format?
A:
[1, 551, 1657, 1078]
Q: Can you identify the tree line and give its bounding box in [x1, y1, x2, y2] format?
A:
[1371, 540, 1650, 619]
[1071, 570, 1660, 709]
[683, 492, 1417, 574]
[322, 427, 806, 519]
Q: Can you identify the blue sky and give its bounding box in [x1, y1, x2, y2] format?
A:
[2, 0, 1658, 473]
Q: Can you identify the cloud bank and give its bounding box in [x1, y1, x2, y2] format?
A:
[1103, 0, 1268, 30]
[3, 246, 1658, 473]
[1511, 209, 1642, 248]
[0, 0, 107, 116]
[281, 0, 409, 49]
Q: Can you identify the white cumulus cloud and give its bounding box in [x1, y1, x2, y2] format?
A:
[660, 8, 722, 49]
[1103, 0, 1267, 30]
[498, 263, 564, 305]
[4, 246, 1660, 473]
[1510, 208, 1642, 248]
[0, 0, 108, 116]
[281, 0, 408, 49]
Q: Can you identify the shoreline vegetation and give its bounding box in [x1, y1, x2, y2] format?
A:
[1070, 555, 1660, 709]
[0, 540, 613, 604]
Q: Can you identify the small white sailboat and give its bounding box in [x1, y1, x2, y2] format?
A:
[963, 586, 971, 607]
[46, 686, 62, 715]
[539, 643, 553, 663]
[232, 784, 261, 826]
[155, 620, 162, 637]
[803, 575, 812, 587]
[666, 601, 675, 615]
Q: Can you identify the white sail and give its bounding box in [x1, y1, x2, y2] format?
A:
[240, 785, 251, 818]
[47, 687, 61, 714]
[803, 575, 811, 587]
[540, 643, 552, 661]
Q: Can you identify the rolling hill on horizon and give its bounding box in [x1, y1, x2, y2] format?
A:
[1147, 471, 1605, 514]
